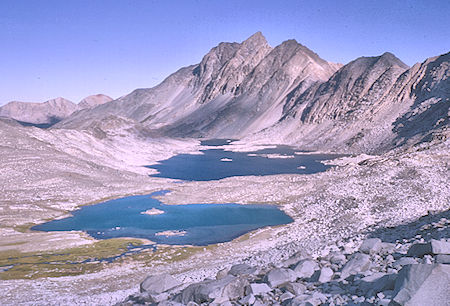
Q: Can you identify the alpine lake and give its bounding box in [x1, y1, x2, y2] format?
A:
[33, 139, 342, 246]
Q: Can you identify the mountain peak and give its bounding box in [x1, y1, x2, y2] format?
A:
[242, 31, 268, 48]
[378, 52, 409, 69]
[79, 94, 113, 109]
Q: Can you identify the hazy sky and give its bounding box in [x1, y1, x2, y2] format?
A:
[1, 0, 449, 105]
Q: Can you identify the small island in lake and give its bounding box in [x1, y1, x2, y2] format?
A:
[155, 230, 187, 237]
[140, 208, 165, 215]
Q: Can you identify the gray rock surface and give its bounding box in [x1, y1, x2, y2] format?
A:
[359, 238, 383, 254]
[318, 267, 334, 283]
[293, 259, 318, 279]
[393, 257, 418, 268]
[407, 239, 450, 257]
[435, 254, 450, 264]
[140, 274, 181, 294]
[239, 294, 255, 305]
[430, 239, 450, 255]
[264, 268, 297, 288]
[340, 253, 371, 280]
[358, 273, 396, 296]
[228, 263, 258, 276]
[407, 243, 433, 257]
[245, 283, 272, 295]
[392, 264, 450, 305]
[283, 282, 307, 295]
[179, 275, 248, 304]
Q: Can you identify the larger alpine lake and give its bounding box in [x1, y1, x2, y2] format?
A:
[32, 191, 293, 246]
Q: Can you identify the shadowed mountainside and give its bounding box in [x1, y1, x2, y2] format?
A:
[252, 52, 449, 153]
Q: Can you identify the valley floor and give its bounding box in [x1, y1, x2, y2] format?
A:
[0, 121, 449, 305]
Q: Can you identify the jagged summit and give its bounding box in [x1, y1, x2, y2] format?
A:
[241, 31, 269, 48]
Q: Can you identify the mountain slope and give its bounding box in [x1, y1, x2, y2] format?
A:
[285, 52, 409, 123]
[392, 52, 450, 146]
[0, 94, 113, 127]
[163, 39, 339, 137]
[0, 97, 78, 126]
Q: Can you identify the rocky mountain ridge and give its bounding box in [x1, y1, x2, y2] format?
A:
[54, 33, 448, 155]
[0, 94, 113, 126]
[55, 32, 341, 138]
[248, 51, 449, 154]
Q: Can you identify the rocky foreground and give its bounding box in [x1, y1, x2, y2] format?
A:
[122, 214, 449, 306]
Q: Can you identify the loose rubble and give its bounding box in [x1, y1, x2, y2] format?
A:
[121, 219, 450, 305]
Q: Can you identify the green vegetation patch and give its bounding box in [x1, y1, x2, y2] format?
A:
[13, 222, 38, 233]
[0, 238, 143, 280]
[0, 239, 211, 280]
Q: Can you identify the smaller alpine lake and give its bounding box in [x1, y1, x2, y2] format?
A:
[32, 191, 293, 246]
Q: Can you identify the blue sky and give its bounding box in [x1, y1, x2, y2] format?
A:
[0, 0, 449, 105]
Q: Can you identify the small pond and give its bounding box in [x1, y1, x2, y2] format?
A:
[32, 191, 293, 246]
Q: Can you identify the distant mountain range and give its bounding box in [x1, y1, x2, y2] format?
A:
[3, 32, 449, 153]
[0, 94, 112, 127]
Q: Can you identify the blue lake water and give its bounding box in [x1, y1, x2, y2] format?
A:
[32, 191, 293, 246]
[33, 140, 341, 246]
[148, 140, 342, 181]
